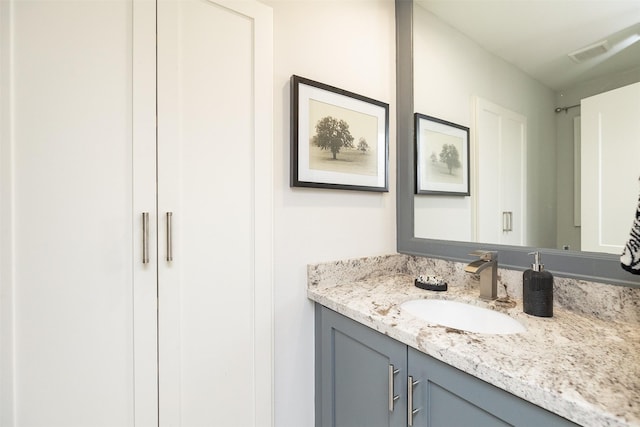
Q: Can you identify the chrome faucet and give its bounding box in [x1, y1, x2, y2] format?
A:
[464, 250, 498, 300]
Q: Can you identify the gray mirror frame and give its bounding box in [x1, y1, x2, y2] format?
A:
[395, 0, 640, 288]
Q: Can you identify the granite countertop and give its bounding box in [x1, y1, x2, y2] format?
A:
[307, 255, 640, 427]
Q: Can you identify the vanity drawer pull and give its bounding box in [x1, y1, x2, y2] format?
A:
[408, 376, 420, 426]
[388, 364, 400, 411]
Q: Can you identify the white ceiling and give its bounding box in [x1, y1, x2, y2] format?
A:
[415, 0, 640, 91]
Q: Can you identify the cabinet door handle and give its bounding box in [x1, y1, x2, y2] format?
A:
[166, 212, 173, 262]
[142, 212, 149, 264]
[407, 376, 420, 426]
[388, 364, 400, 411]
[502, 211, 513, 232]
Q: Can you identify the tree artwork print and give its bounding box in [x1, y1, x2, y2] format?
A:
[312, 116, 355, 160]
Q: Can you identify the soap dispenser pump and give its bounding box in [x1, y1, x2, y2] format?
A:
[523, 251, 553, 317]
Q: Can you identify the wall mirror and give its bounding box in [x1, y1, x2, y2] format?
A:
[396, 0, 640, 287]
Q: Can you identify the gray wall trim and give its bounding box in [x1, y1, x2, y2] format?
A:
[394, 0, 640, 288]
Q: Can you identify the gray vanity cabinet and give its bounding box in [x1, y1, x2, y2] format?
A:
[407, 348, 578, 427]
[316, 305, 578, 427]
[316, 305, 408, 427]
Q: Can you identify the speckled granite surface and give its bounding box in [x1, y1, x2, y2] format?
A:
[308, 254, 640, 427]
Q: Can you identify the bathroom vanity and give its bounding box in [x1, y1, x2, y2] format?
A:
[309, 255, 640, 427]
[316, 306, 577, 426]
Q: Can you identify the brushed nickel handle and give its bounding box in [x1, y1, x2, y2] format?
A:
[166, 212, 173, 262]
[142, 212, 149, 264]
[503, 211, 513, 232]
[388, 365, 400, 411]
[407, 376, 420, 426]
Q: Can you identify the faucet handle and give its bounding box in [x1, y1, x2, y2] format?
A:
[469, 250, 498, 261]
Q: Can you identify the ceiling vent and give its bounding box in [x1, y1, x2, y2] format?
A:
[568, 40, 610, 63]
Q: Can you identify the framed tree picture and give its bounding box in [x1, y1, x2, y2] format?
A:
[291, 75, 389, 192]
[415, 113, 470, 196]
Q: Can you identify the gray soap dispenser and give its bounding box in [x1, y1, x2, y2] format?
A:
[523, 251, 553, 317]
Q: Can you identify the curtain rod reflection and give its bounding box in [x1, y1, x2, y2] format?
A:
[555, 104, 580, 113]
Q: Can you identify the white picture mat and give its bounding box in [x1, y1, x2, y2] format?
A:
[297, 82, 387, 188]
[417, 118, 469, 193]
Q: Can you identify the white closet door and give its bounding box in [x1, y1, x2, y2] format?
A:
[157, 0, 273, 426]
[132, 0, 160, 425]
[1, 0, 145, 425]
[475, 98, 527, 246]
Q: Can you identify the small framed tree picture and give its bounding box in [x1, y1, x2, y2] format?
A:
[291, 75, 389, 192]
[415, 113, 470, 196]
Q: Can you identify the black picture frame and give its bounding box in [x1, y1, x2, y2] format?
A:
[291, 75, 389, 192]
[415, 113, 470, 196]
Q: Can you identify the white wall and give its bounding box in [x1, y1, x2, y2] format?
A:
[263, 1, 397, 426]
[413, 4, 557, 247]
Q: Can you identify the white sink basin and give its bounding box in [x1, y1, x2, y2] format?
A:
[400, 299, 526, 335]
